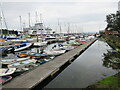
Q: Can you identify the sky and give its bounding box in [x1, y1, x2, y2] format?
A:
[0, 0, 119, 33]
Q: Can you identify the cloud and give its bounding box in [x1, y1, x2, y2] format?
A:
[2, 0, 120, 2]
[0, 1, 118, 32]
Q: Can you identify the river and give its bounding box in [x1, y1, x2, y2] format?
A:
[44, 39, 118, 88]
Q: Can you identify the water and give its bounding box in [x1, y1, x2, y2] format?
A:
[44, 40, 118, 88]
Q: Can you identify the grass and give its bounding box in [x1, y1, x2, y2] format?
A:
[96, 73, 119, 88]
[87, 72, 120, 89]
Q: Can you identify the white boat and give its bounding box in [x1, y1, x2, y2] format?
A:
[11, 39, 27, 43]
[53, 44, 75, 51]
[69, 36, 76, 40]
[71, 42, 82, 46]
[33, 41, 47, 47]
[0, 39, 12, 46]
[44, 49, 66, 56]
[57, 38, 66, 42]
[8, 59, 37, 69]
[14, 43, 33, 52]
[1, 57, 30, 64]
[0, 68, 16, 76]
[44, 35, 56, 40]
[27, 38, 42, 42]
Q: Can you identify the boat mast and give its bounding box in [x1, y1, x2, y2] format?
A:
[58, 19, 62, 35]
[40, 13, 43, 39]
[67, 23, 70, 35]
[40, 13, 42, 23]
[19, 16, 22, 31]
[36, 11, 38, 23]
[35, 11, 39, 42]
[0, 10, 2, 35]
[28, 12, 31, 28]
[0, 2, 8, 35]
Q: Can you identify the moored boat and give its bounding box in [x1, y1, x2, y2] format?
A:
[0, 76, 12, 84]
[75, 39, 87, 43]
[14, 43, 33, 52]
[17, 52, 47, 60]
[1, 57, 30, 64]
[52, 44, 75, 51]
[33, 41, 47, 47]
[7, 59, 37, 72]
[0, 68, 16, 76]
[44, 49, 66, 56]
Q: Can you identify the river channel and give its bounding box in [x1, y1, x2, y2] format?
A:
[44, 39, 118, 88]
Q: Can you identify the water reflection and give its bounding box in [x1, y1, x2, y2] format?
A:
[103, 51, 120, 70]
[45, 40, 118, 88]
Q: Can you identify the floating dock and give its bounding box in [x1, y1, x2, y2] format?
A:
[2, 39, 97, 89]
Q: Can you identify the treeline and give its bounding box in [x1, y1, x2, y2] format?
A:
[0, 29, 18, 35]
[106, 11, 120, 33]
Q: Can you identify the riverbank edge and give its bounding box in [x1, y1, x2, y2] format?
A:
[87, 36, 120, 89]
[87, 72, 120, 89]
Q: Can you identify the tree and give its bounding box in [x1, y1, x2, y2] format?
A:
[106, 11, 120, 33]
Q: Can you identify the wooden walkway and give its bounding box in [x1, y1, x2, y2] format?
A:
[2, 39, 96, 89]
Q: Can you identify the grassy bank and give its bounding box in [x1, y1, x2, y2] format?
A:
[87, 72, 120, 89]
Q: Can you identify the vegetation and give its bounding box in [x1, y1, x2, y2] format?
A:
[104, 35, 120, 52]
[87, 72, 120, 89]
[106, 11, 120, 33]
[0, 29, 18, 35]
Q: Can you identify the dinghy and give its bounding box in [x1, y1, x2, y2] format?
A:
[17, 52, 47, 60]
[8, 59, 37, 71]
[0, 68, 16, 76]
[1, 57, 30, 64]
[14, 43, 33, 52]
[44, 49, 66, 56]
[33, 41, 47, 47]
[0, 76, 12, 84]
[53, 44, 75, 51]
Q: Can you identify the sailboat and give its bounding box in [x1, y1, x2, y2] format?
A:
[14, 43, 33, 52]
[33, 12, 48, 47]
[0, 4, 13, 46]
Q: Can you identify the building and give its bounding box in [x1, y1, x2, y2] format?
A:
[99, 29, 119, 36]
[118, 1, 120, 11]
[23, 23, 52, 35]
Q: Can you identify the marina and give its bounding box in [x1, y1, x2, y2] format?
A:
[1, 1, 120, 89]
[2, 38, 96, 88]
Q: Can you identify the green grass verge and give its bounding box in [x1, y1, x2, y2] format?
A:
[97, 74, 119, 88]
[87, 72, 120, 89]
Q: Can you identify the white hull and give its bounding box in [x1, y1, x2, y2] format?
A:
[54, 45, 75, 51]
[0, 68, 16, 76]
[44, 49, 66, 56]
[8, 59, 37, 69]
[14, 43, 32, 52]
[33, 41, 47, 46]
[1, 57, 30, 64]
[11, 39, 27, 43]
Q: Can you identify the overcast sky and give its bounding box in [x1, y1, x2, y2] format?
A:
[0, 0, 119, 33]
